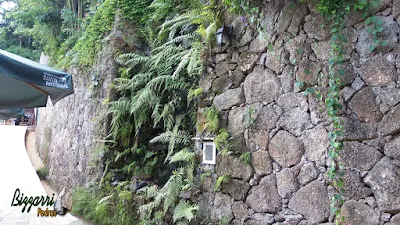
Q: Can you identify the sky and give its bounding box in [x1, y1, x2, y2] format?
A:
[0, 1, 16, 22]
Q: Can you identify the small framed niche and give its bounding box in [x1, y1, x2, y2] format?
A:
[202, 141, 216, 165]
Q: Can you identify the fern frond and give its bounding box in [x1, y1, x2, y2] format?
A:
[172, 52, 190, 78]
[149, 130, 191, 146]
[169, 148, 195, 164]
[159, 170, 183, 214]
[173, 200, 199, 223]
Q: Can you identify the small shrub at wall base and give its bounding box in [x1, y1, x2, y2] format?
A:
[36, 167, 49, 180]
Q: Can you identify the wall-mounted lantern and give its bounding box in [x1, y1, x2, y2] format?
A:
[92, 72, 99, 87]
[192, 137, 216, 165]
[215, 25, 233, 46]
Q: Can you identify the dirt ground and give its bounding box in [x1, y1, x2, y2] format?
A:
[25, 130, 57, 197]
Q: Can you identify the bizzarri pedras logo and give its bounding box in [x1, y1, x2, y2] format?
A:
[42, 72, 69, 89]
[11, 188, 57, 217]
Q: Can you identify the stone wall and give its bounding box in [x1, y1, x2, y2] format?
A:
[195, 1, 400, 224]
[35, 13, 136, 191]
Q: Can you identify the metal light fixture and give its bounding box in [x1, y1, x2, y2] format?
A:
[215, 25, 233, 46]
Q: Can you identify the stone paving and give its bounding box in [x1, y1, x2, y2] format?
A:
[0, 125, 85, 225]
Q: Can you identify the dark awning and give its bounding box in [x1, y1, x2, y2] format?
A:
[0, 49, 74, 110]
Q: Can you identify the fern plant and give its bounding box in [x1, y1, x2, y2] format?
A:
[105, 1, 219, 224]
[173, 201, 199, 224]
[214, 175, 230, 192]
[137, 147, 197, 223]
[240, 152, 251, 165]
[215, 129, 230, 155]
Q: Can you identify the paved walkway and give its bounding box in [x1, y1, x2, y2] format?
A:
[0, 125, 85, 225]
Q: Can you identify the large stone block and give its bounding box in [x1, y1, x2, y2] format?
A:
[244, 66, 282, 104]
[339, 141, 383, 171]
[259, 0, 285, 38]
[288, 181, 330, 223]
[348, 87, 382, 123]
[277, 92, 308, 111]
[279, 65, 295, 93]
[251, 150, 273, 176]
[275, 0, 308, 35]
[277, 107, 310, 136]
[379, 104, 400, 136]
[228, 107, 246, 137]
[284, 34, 311, 65]
[385, 136, 400, 160]
[238, 52, 259, 74]
[211, 75, 233, 94]
[304, 14, 331, 41]
[276, 167, 300, 199]
[269, 130, 304, 168]
[303, 125, 329, 166]
[296, 58, 321, 86]
[244, 213, 275, 225]
[378, 87, 400, 107]
[254, 104, 283, 132]
[394, 0, 400, 18]
[364, 157, 400, 213]
[359, 55, 396, 87]
[340, 200, 379, 225]
[246, 175, 282, 213]
[211, 193, 234, 222]
[343, 170, 373, 200]
[298, 162, 319, 186]
[265, 47, 285, 74]
[216, 155, 254, 182]
[245, 129, 269, 152]
[196, 193, 214, 220]
[232, 201, 250, 221]
[215, 61, 230, 76]
[222, 178, 250, 201]
[311, 28, 357, 61]
[213, 88, 244, 111]
[357, 16, 400, 58]
[250, 35, 269, 53]
[342, 117, 378, 141]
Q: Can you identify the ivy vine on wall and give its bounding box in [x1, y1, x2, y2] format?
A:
[223, 0, 383, 223]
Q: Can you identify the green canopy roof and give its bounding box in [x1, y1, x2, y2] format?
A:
[0, 49, 74, 110]
[0, 108, 25, 120]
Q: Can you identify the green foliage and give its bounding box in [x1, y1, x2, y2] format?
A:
[4, 45, 40, 60]
[311, 0, 380, 223]
[172, 201, 199, 224]
[136, 147, 196, 224]
[69, 0, 117, 67]
[364, 16, 387, 53]
[240, 152, 251, 165]
[214, 175, 230, 192]
[187, 87, 203, 104]
[72, 185, 136, 225]
[202, 106, 219, 134]
[222, 0, 265, 37]
[150, 124, 192, 162]
[218, 217, 230, 225]
[118, 0, 152, 24]
[36, 167, 49, 180]
[200, 170, 212, 183]
[215, 129, 230, 155]
[244, 105, 256, 129]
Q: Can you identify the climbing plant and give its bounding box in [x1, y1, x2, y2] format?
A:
[313, 0, 381, 223]
[222, 0, 266, 37]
